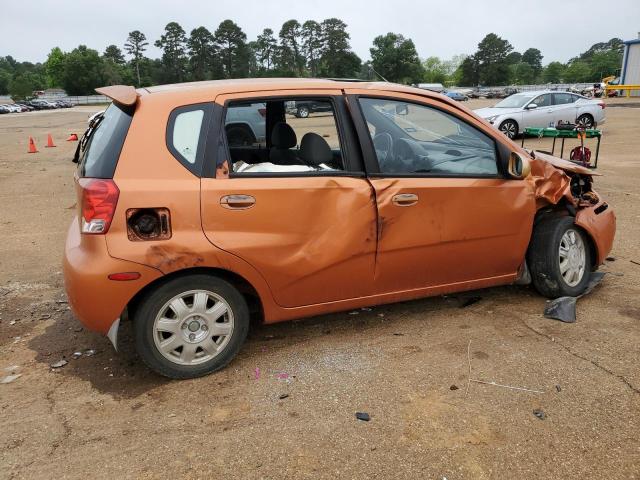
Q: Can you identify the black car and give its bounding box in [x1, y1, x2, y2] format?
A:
[292, 100, 333, 118]
[28, 100, 51, 110]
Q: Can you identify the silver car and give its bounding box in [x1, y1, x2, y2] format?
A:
[474, 91, 606, 139]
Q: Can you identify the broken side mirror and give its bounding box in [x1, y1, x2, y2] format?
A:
[507, 152, 531, 179]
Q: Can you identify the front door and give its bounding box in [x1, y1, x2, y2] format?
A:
[200, 91, 377, 308]
[349, 92, 536, 294]
[523, 93, 554, 128]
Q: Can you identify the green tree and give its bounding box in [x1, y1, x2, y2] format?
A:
[44, 47, 66, 88]
[104, 45, 125, 64]
[319, 18, 360, 78]
[564, 60, 592, 83]
[457, 55, 479, 86]
[187, 26, 216, 80]
[214, 20, 249, 78]
[124, 30, 148, 86]
[475, 33, 513, 85]
[301, 20, 323, 77]
[589, 50, 621, 80]
[509, 62, 535, 85]
[543, 61, 566, 83]
[422, 56, 448, 83]
[0, 70, 10, 95]
[9, 73, 39, 99]
[278, 19, 304, 75]
[254, 28, 278, 71]
[62, 45, 105, 95]
[522, 48, 543, 79]
[155, 22, 188, 83]
[370, 32, 423, 84]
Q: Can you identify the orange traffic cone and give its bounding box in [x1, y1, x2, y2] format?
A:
[45, 133, 56, 148]
[66, 133, 78, 142]
[28, 137, 38, 153]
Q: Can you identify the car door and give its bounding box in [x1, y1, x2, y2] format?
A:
[523, 93, 554, 128]
[347, 91, 536, 294]
[200, 90, 377, 308]
[552, 93, 579, 124]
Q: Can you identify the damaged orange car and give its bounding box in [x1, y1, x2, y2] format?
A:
[63, 79, 615, 378]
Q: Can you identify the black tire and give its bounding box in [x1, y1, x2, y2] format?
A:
[527, 216, 592, 298]
[296, 106, 310, 118]
[134, 275, 249, 379]
[225, 125, 255, 147]
[576, 114, 594, 129]
[499, 119, 518, 139]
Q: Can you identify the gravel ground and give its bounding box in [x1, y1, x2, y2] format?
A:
[0, 100, 638, 480]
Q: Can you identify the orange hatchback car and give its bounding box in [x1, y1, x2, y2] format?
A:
[64, 79, 615, 378]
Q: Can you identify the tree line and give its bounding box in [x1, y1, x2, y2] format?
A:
[0, 19, 625, 98]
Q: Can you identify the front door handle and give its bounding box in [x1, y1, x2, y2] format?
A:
[392, 193, 419, 207]
[220, 194, 256, 209]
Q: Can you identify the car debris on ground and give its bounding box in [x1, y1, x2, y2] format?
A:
[50, 359, 68, 369]
[355, 412, 371, 421]
[544, 272, 606, 323]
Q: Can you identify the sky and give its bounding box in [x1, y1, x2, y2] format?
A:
[1, 0, 639, 65]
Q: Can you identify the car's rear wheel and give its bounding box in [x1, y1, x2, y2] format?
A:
[527, 216, 592, 298]
[134, 275, 249, 379]
[225, 125, 255, 147]
[296, 106, 310, 118]
[576, 114, 594, 129]
[499, 119, 518, 139]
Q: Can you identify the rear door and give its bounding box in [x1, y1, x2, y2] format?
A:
[552, 93, 579, 124]
[200, 90, 377, 308]
[347, 91, 536, 294]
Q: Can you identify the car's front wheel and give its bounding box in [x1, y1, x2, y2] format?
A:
[499, 119, 518, 139]
[528, 216, 592, 298]
[296, 106, 310, 118]
[134, 275, 249, 379]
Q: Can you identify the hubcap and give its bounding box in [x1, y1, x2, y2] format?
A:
[153, 290, 234, 366]
[559, 229, 586, 287]
[501, 122, 516, 138]
[577, 116, 592, 128]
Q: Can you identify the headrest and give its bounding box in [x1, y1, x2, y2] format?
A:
[299, 133, 332, 166]
[271, 122, 297, 149]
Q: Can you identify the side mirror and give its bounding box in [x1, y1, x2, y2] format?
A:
[525, 103, 538, 110]
[395, 103, 409, 115]
[508, 152, 531, 179]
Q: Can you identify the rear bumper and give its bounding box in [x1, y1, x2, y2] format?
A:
[575, 198, 616, 266]
[63, 217, 163, 334]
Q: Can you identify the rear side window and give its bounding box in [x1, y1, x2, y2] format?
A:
[167, 103, 213, 176]
[78, 103, 133, 178]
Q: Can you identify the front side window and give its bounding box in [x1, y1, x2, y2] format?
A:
[223, 98, 346, 174]
[358, 98, 498, 176]
[531, 94, 551, 108]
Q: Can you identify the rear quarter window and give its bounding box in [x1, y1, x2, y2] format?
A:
[166, 103, 214, 176]
[78, 103, 133, 178]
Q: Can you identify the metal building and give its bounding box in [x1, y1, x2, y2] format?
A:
[621, 35, 640, 96]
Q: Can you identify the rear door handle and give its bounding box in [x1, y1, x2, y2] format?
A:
[392, 193, 419, 207]
[220, 194, 256, 209]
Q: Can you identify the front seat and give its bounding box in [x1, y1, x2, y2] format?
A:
[299, 133, 333, 169]
[269, 122, 298, 165]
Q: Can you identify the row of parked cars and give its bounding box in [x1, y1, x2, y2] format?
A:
[0, 99, 73, 114]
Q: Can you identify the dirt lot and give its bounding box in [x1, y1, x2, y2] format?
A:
[1, 99, 639, 480]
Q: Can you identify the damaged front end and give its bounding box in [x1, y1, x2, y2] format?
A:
[527, 151, 616, 266]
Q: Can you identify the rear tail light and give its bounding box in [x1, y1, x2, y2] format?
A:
[78, 178, 119, 234]
[258, 108, 266, 117]
[598, 102, 605, 109]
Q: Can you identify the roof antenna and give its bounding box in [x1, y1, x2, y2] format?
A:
[369, 65, 389, 83]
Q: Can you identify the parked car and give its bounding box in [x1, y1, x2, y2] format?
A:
[1, 103, 21, 113]
[64, 79, 615, 379]
[291, 100, 333, 118]
[0, 105, 9, 114]
[29, 99, 55, 110]
[16, 103, 34, 111]
[444, 90, 468, 101]
[474, 90, 606, 139]
[223, 102, 266, 145]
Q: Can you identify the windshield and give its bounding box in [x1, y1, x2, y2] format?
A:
[494, 93, 536, 108]
[78, 103, 133, 178]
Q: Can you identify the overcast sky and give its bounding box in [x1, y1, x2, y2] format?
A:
[2, 0, 639, 64]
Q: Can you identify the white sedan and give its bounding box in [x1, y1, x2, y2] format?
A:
[474, 91, 606, 139]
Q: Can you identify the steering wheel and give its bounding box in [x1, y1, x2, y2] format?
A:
[372, 132, 394, 169]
